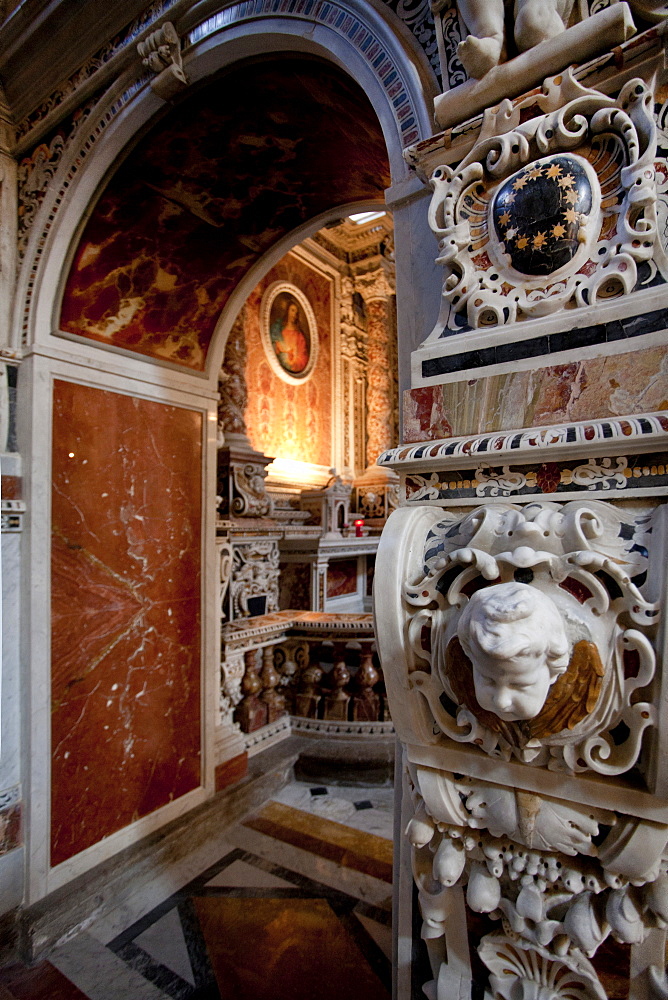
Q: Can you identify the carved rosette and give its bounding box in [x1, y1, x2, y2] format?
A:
[427, 72, 659, 331]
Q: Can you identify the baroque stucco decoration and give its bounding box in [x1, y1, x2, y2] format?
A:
[230, 540, 280, 619]
[375, 497, 668, 998]
[423, 71, 661, 331]
[406, 756, 668, 999]
[401, 500, 657, 773]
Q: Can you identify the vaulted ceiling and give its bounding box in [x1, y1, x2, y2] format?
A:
[59, 56, 391, 370]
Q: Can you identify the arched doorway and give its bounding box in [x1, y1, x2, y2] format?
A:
[18, 20, 435, 903]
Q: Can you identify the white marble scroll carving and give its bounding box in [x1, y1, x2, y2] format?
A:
[386, 499, 658, 774]
[426, 72, 658, 332]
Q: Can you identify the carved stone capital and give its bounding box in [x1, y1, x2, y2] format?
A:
[355, 265, 395, 303]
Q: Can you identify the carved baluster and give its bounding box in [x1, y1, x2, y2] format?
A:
[374, 651, 391, 721]
[234, 649, 267, 732]
[352, 642, 380, 721]
[272, 645, 294, 712]
[294, 664, 324, 719]
[260, 645, 286, 723]
[324, 644, 351, 721]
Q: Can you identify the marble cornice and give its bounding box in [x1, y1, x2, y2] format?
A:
[378, 412, 668, 471]
[222, 609, 374, 646]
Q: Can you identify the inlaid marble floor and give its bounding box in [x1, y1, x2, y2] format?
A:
[0, 783, 394, 1000]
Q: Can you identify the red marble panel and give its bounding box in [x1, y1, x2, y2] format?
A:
[214, 753, 248, 792]
[244, 253, 333, 467]
[0, 962, 90, 1000]
[1, 476, 21, 499]
[59, 58, 390, 370]
[51, 380, 202, 866]
[0, 802, 21, 856]
[326, 558, 358, 599]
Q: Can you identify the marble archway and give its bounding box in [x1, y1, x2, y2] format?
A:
[43, 53, 392, 876]
[57, 56, 392, 375]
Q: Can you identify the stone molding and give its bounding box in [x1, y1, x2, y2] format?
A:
[378, 411, 668, 470]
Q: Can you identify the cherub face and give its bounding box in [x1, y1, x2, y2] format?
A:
[471, 642, 552, 721]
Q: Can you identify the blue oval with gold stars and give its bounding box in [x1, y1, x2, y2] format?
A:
[492, 155, 592, 277]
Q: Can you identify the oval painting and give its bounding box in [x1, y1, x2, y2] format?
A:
[261, 282, 318, 384]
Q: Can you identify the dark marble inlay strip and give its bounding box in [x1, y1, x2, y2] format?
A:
[422, 306, 668, 380]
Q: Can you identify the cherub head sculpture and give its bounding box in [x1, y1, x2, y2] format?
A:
[457, 582, 569, 721]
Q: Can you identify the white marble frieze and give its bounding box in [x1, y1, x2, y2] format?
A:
[378, 411, 668, 470]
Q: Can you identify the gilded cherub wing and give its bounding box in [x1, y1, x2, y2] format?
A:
[528, 640, 604, 741]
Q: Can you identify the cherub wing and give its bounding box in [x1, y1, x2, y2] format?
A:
[528, 640, 604, 741]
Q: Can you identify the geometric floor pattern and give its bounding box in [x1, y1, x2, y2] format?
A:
[0, 784, 394, 1000]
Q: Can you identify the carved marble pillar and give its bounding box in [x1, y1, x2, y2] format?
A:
[217, 307, 273, 519]
[0, 85, 16, 349]
[354, 267, 399, 514]
[339, 275, 368, 478]
[357, 267, 396, 471]
[378, 11, 668, 998]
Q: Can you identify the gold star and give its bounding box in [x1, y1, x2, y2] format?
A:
[552, 223, 566, 238]
[498, 211, 511, 226]
[565, 208, 578, 223]
[513, 175, 529, 191]
[558, 174, 574, 188]
[564, 188, 578, 204]
[516, 235, 529, 249]
[528, 167, 542, 180]
[533, 232, 547, 248]
[546, 163, 562, 178]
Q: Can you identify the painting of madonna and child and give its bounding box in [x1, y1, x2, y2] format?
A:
[264, 285, 317, 381]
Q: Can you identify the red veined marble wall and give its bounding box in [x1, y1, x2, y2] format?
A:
[244, 254, 332, 467]
[58, 57, 390, 371]
[51, 380, 202, 865]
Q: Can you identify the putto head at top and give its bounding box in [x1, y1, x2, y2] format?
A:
[457, 582, 570, 722]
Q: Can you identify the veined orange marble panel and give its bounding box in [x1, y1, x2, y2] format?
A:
[59, 59, 389, 370]
[244, 253, 332, 467]
[244, 801, 393, 883]
[195, 897, 390, 1000]
[404, 345, 668, 442]
[50, 381, 202, 866]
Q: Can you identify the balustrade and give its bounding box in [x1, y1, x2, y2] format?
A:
[225, 612, 389, 735]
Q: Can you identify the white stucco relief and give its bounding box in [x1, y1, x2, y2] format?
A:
[375, 497, 668, 997]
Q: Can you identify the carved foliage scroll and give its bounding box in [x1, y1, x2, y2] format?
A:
[427, 73, 659, 331]
[402, 500, 658, 775]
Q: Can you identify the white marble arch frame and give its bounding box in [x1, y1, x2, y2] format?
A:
[14, 6, 435, 904]
[13, 6, 436, 378]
